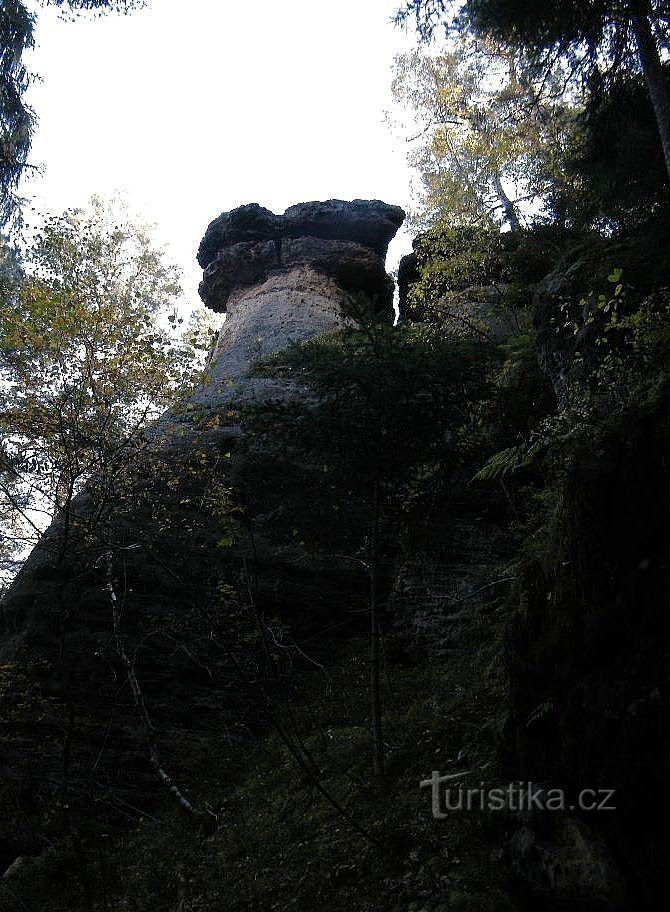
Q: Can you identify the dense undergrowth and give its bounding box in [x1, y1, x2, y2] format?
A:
[2, 596, 517, 912]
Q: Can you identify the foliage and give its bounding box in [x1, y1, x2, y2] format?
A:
[390, 38, 575, 229]
[411, 224, 509, 295]
[553, 67, 670, 229]
[0, 607, 516, 912]
[397, 0, 670, 71]
[404, 222, 575, 330]
[242, 316, 492, 550]
[395, 0, 670, 181]
[463, 0, 670, 71]
[0, 0, 35, 228]
[45, 0, 145, 10]
[240, 309, 493, 776]
[476, 274, 670, 484]
[0, 196, 206, 583]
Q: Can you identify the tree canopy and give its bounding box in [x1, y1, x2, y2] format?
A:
[390, 37, 575, 229]
[392, 0, 669, 230]
[0, 196, 210, 583]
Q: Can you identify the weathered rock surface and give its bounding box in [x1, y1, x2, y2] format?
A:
[282, 199, 405, 254]
[198, 199, 404, 269]
[196, 204, 281, 265]
[197, 199, 403, 317]
[195, 267, 345, 397]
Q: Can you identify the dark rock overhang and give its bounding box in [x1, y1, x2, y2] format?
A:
[196, 199, 405, 316]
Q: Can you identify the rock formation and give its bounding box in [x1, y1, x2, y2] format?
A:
[0, 199, 404, 865]
[197, 199, 402, 317]
[397, 246, 521, 338]
[174, 200, 402, 419]
[2, 196, 663, 911]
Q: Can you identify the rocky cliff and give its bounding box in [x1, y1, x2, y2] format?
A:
[0, 199, 404, 869]
[396, 222, 669, 911]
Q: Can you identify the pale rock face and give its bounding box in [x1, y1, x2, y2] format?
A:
[211, 267, 345, 380]
[189, 266, 348, 414]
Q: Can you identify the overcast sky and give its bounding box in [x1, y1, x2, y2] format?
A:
[21, 0, 418, 315]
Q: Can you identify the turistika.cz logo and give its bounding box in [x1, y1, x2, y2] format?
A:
[420, 771, 616, 818]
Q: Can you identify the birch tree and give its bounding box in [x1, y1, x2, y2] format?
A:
[390, 37, 570, 228]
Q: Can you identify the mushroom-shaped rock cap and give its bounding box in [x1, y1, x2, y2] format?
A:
[282, 199, 405, 256]
[197, 199, 405, 269]
[197, 204, 281, 269]
[197, 198, 405, 317]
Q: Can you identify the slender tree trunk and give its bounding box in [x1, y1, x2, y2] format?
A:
[106, 552, 200, 816]
[370, 475, 384, 777]
[493, 172, 522, 232]
[629, 0, 670, 181]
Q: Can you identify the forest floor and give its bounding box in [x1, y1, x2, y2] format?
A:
[1, 513, 526, 912]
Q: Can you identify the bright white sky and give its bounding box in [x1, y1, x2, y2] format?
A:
[21, 0, 418, 316]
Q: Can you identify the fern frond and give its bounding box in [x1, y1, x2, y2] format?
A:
[473, 443, 529, 482]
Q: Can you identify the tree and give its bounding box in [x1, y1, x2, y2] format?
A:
[0, 0, 146, 230]
[395, 0, 670, 181]
[241, 304, 492, 775]
[0, 196, 205, 580]
[0, 0, 35, 227]
[390, 37, 574, 228]
[556, 68, 670, 228]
